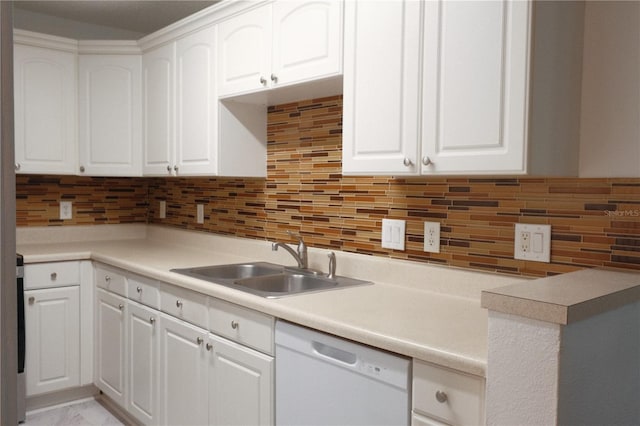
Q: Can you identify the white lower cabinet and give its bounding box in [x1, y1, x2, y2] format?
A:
[208, 333, 273, 425]
[95, 288, 127, 407]
[24, 286, 80, 395]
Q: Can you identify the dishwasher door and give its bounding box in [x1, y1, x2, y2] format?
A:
[275, 320, 410, 426]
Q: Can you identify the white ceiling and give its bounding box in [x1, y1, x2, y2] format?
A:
[14, 1, 219, 39]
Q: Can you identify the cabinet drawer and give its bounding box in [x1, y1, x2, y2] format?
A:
[127, 274, 160, 310]
[95, 264, 127, 297]
[209, 298, 274, 355]
[412, 360, 484, 426]
[25, 261, 80, 290]
[161, 284, 208, 329]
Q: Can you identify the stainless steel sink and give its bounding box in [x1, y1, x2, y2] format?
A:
[170, 262, 371, 298]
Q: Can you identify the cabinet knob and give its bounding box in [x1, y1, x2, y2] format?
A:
[105, 275, 111, 282]
[50, 272, 57, 281]
[176, 300, 183, 308]
[206, 343, 213, 351]
[422, 156, 433, 166]
[28, 296, 35, 305]
[173, 165, 179, 173]
[166, 165, 172, 173]
[403, 158, 413, 167]
[15, 163, 20, 171]
[118, 303, 124, 310]
[260, 76, 267, 86]
[231, 320, 239, 330]
[435, 390, 448, 403]
[149, 317, 156, 324]
[270, 73, 278, 84]
[136, 286, 142, 294]
[196, 337, 204, 345]
[79, 165, 85, 173]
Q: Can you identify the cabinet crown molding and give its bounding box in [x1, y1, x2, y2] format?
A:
[14, 29, 78, 53]
[78, 40, 141, 55]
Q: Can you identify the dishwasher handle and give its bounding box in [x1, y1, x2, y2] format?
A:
[312, 341, 357, 366]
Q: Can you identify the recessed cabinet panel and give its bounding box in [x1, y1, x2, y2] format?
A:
[14, 44, 77, 174]
[25, 286, 80, 396]
[79, 55, 142, 176]
[421, 0, 530, 174]
[95, 289, 127, 406]
[342, 0, 422, 175]
[142, 43, 175, 176]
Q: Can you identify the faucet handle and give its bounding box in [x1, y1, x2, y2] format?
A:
[327, 252, 336, 280]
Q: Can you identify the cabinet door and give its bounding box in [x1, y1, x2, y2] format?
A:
[24, 286, 80, 395]
[142, 43, 175, 176]
[208, 334, 274, 426]
[217, 4, 272, 97]
[127, 301, 159, 425]
[272, 0, 343, 86]
[78, 55, 142, 176]
[159, 314, 208, 426]
[421, 1, 531, 174]
[175, 25, 218, 175]
[14, 44, 76, 174]
[95, 288, 127, 407]
[342, 0, 423, 175]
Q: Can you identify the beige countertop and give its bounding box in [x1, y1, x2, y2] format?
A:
[481, 268, 640, 325]
[17, 224, 528, 377]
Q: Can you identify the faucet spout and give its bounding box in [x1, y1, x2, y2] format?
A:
[272, 241, 306, 269]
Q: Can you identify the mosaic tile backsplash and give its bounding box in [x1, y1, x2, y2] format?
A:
[17, 96, 640, 277]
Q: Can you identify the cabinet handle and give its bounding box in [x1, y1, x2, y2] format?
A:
[270, 73, 278, 83]
[166, 165, 171, 172]
[136, 286, 142, 294]
[403, 158, 413, 167]
[206, 343, 213, 351]
[176, 300, 183, 308]
[15, 163, 20, 171]
[231, 320, 239, 330]
[118, 303, 124, 310]
[435, 390, 448, 403]
[149, 317, 156, 324]
[50, 272, 57, 281]
[422, 156, 433, 166]
[105, 275, 111, 283]
[28, 296, 35, 305]
[259, 76, 267, 86]
[196, 337, 204, 345]
[79, 165, 85, 173]
[173, 165, 179, 173]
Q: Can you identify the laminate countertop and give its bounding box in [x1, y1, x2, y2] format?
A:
[18, 224, 528, 377]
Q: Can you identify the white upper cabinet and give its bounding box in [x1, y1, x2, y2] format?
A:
[343, 0, 583, 176]
[218, 0, 343, 98]
[142, 42, 175, 176]
[78, 54, 142, 176]
[14, 38, 77, 175]
[342, 0, 422, 175]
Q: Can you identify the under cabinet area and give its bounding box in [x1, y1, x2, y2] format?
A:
[92, 262, 274, 426]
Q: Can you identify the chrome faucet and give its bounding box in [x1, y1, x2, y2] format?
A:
[272, 231, 308, 269]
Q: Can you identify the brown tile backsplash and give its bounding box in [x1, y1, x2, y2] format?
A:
[16, 95, 640, 278]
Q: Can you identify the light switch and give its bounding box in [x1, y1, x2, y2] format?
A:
[381, 219, 405, 250]
[159, 201, 166, 219]
[196, 204, 204, 224]
[514, 223, 551, 262]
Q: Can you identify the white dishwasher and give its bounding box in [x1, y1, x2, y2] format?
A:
[275, 320, 410, 426]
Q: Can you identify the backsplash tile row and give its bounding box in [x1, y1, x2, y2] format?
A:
[17, 96, 640, 277]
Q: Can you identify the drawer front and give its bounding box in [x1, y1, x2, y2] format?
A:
[127, 274, 160, 310]
[413, 360, 484, 426]
[95, 264, 127, 297]
[25, 261, 80, 290]
[161, 284, 208, 329]
[209, 298, 274, 355]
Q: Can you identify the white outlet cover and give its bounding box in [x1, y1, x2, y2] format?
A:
[59, 201, 72, 220]
[424, 221, 441, 253]
[381, 218, 405, 250]
[514, 223, 551, 262]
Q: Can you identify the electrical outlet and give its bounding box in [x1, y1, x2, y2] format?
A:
[196, 204, 204, 224]
[514, 223, 551, 262]
[159, 201, 166, 219]
[423, 221, 441, 253]
[381, 218, 405, 250]
[59, 201, 72, 220]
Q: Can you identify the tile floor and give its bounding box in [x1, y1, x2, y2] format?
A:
[24, 398, 124, 426]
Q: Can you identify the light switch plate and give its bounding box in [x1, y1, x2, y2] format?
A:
[59, 201, 72, 220]
[424, 221, 441, 253]
[159, 201, 166, 219]
[514, 223, 551, 262]
[381, 218, 405, 250]
[196, 204, 204, 224]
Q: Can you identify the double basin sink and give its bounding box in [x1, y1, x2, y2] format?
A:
[171, 262, 371, 298]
